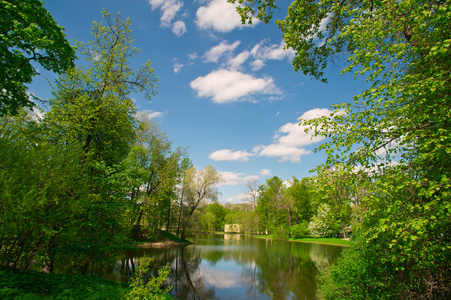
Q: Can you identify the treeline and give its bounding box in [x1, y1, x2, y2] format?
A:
[0, 11, 222, 274]
[194, 171, 365, 240]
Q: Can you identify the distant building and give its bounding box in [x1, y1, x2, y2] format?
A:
[224, 224, 240, 233]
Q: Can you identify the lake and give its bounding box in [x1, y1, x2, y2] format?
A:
[101, 234, 346, 299]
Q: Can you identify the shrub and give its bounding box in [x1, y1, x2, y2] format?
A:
[272, 227, 290, 240]
[125, 256, 171, 300]
[289, 222, 309, 238]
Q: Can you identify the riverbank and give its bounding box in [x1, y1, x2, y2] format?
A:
[136, 229, 192, 248]
[0, 268, 130, 299]
[254, 234, 351, 247]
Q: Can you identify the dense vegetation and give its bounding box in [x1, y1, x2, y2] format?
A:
[229, 0, 451, 299]
[2, 0, 450, 299]
[0, 6, 221, 298]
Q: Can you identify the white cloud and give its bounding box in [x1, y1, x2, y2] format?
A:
[188, 52, 198, 61]
[209, 149, 254, 162]
[226, 194, 247, 203]
[172, 20, 187, 36]
[258, 144, 310, 163]
[195, 0, 258, 32]
[256, 108, 332, 162]
[173, 62, 184, 73]
[250, 59, 265, 71]
[251, 40, 295, 62]
[218, 171, 259, 187]
[190, 69, 280, 103]
[259, 169, 271, 176]
[300, 108, 333, 120]
[204, 41, 240, 63]
[149, 0, 185, 35]
[227, 50, 250, 70]
[141, 109, 165, 119]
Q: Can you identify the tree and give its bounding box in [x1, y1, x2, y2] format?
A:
[178, 165, 223, 239]
[230, 0, 451, 298]
[256, 176, 288, 234]
[41, 10, 157, 271]
[0, 110, 88, 272]
[127, 112, 185, 239]
[0, 0, 75, 115]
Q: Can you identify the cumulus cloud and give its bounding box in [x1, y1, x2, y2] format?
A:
[250, 59, 265, 71]
[190, 69, 280, 103]
[251, 40, 295, 63]
[149, 0, 186, 36]
[209, 108, 332, 163]
[218, 171, 260, 187]
[226, 194, 247, 203]
[172, 20, 187, 36]
[209, 149, 254, 162]
[259, 169, 271, 176]
[258, 144, 310, 163]
[204, 41, 240, 63]
[256, 108, 333, 162]
[195, 0, 258, 32]
[141, 109, 165, 119]
[227, 51, 250, 70]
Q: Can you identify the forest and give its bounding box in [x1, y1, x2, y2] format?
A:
[1, 0, 450, 299]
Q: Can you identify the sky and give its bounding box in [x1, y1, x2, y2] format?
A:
[30, 0, 369, 204]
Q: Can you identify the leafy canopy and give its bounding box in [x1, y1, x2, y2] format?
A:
[0, 0, 75, 115]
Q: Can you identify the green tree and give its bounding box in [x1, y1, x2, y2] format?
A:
[127, 112, 185, 239]
[0, 0, 75, 115]
[177, 165, 223, 239]
[256, 176, 288, 235]
[230, 0, 451, 298]
[204, 203, 229, 231]
[0, 110, 87, 272]
[42, 10, 157, 271]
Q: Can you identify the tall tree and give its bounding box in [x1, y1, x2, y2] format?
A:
[178, 165, 223, 239]
[128, 112, 185, 239]
[0, 0, 75, 115]
[42, 10, 157, 271]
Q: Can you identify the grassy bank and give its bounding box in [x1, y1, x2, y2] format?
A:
[255, 234, 351, 247]
[0, 268, 130, 300]
[0, 230, 185, 300]
[135, 229, 192, 247]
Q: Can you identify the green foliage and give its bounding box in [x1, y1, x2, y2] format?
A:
[230, 0, 451, 298]
[289, 222, 308, 239]
[272, 227, 290, 240]
[308, 204, 336, 238]
[0, 0, 75, 115]
[0, 268, 129, 299]
[125, 256, 171, 300]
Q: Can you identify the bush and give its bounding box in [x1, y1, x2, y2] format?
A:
[289, 222, 309, 238]
[125, 256, 171, 300]
[272, 227, 290, 240]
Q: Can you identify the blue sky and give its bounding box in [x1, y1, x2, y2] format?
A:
[30, 0, 368, 204]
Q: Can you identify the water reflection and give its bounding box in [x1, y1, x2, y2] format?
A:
[107, 234, 345, 300]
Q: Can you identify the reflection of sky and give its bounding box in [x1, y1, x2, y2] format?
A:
[199, 259, 270, 300]
[200, 259, 243, 288]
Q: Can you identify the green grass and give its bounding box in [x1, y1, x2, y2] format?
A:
[158, 230, 191, 244]
[290, 237, 351, 246]
[254, 234, 351, 247]
[135, 229, 191, 245]
[0, 268, 129, 300]
[0, 268, 176, 300]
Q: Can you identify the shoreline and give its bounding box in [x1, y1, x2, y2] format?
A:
[137, 240, 192, 248]
[251, 234, 351, 247]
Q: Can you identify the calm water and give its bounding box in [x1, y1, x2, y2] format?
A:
[101, 234, 345, 300]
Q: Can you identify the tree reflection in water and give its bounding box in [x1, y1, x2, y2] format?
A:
[96, 235, 344, 300]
